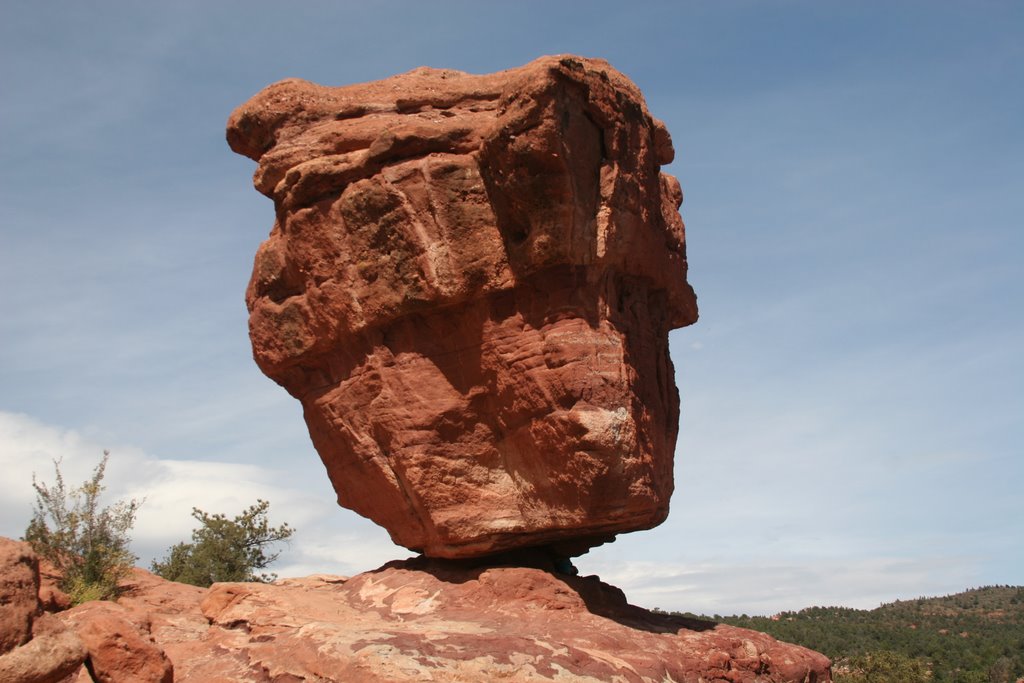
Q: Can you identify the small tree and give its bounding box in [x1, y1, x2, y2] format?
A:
[24, 451, 142, 604]
[151, 499, 294, 587]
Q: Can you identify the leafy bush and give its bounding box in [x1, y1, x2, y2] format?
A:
[24, 451, 142, 604]
[151, 499, 294, 587]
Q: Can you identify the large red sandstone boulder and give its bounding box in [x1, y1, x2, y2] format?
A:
[0, 620, 87, 683]
[60, 600, 173, 683]
[228, 55, 699, 558]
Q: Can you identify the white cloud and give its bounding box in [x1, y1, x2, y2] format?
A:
[3, 409, 1007, 617]
[0, 410, 400, 575]
[578, 555, 979, 617]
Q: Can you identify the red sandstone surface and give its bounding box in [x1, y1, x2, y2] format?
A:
[0, 538, 831, 682]
[228, 55, 699, 559]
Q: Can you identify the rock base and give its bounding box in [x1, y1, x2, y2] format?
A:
[2, 538, 831, 682]
[138, 555, 830, 682]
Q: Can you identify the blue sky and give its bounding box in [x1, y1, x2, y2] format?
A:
[1, 1, 1020, 615]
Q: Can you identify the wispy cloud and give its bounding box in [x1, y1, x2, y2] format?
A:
[581, 556, 979, 616]
[4, 408, 983, 616]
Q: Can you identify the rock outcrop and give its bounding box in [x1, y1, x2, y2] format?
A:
[228, 55, 699, 558]
[0, 538, 88, 682]
[0, 537, 38, 654]
[61, 601, 174, 683]
[0, 620, 87, 683]
[179, 558, 829, 683]
[0, 538, 830, 682]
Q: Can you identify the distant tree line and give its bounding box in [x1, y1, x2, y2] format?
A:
[669, 586, 1024, 683]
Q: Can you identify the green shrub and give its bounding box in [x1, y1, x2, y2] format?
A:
[152, 499, 294, 587]
[836, 650, 931, 683]
[24, 451, 142, 604]
[65, 573, 113, 605]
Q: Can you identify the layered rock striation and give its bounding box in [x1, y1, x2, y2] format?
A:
[228, 55, 698, 558]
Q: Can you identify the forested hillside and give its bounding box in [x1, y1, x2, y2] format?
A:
[670, 586, 1024, 682]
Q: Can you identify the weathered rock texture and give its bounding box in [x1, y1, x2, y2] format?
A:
[0, 539, 88, 682]
[0, 623, 87, 683]
[0, 539, 179, 683]
[229, 55, 699, 558]
[111, 562, 832, 682]
[0, 538, 830, 682]
[184, 560, 829, 683]
[0, 537, 38, 654]
[61, 600, 174, 683]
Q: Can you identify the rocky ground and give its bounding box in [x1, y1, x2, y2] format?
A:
[2, 537, 830, 682]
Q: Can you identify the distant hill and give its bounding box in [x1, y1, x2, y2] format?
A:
[668, 586, 1024, 683]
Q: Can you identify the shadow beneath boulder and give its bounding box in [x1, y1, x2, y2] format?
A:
[372, 547, 718, 635]
[567, 573, 718, 634]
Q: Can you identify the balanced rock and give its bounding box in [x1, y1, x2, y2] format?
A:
[229, 55, 698, 558]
